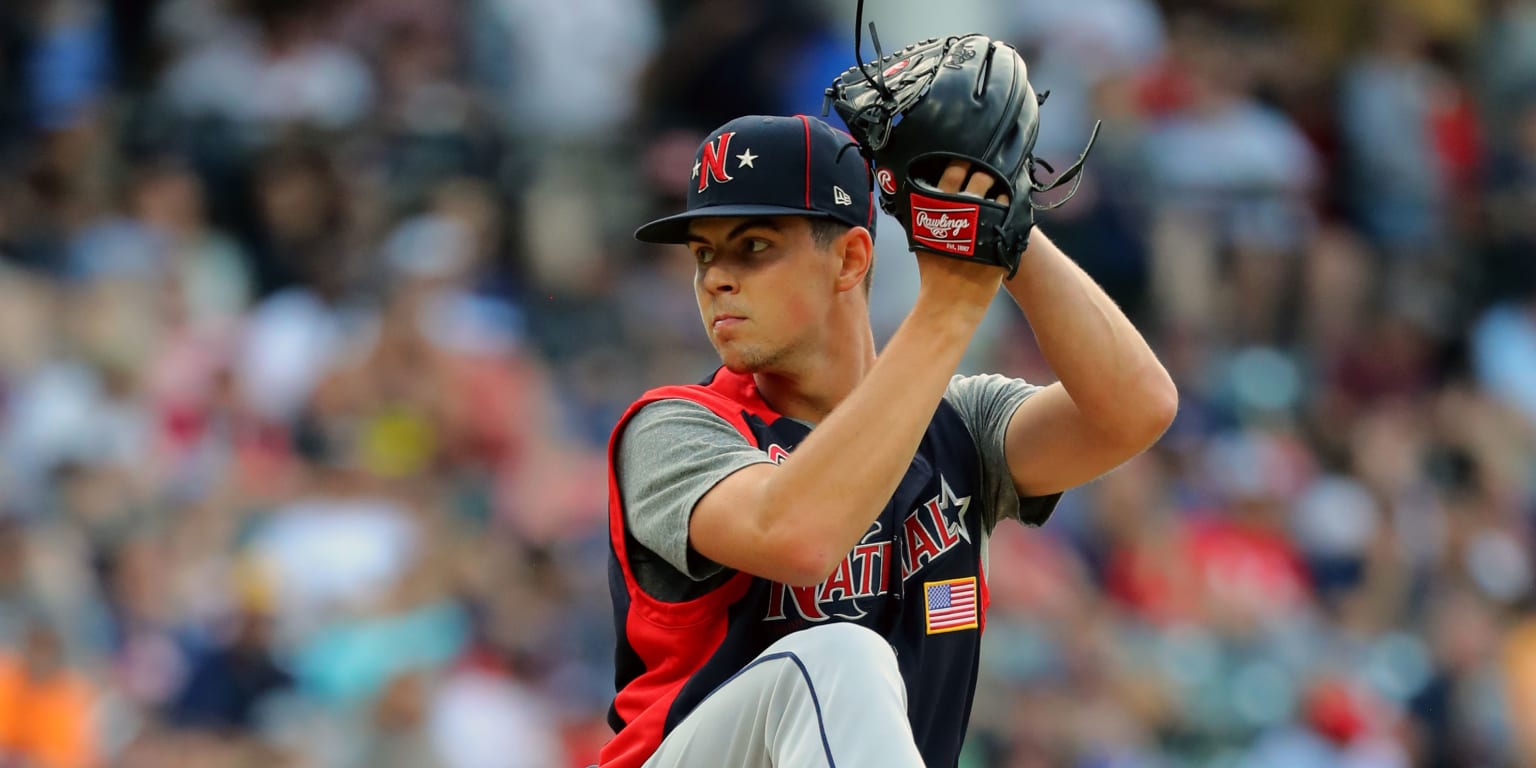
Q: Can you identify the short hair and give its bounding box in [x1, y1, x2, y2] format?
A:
[806, 218, 872, 293]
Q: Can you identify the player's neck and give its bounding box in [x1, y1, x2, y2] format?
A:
[753, 320, 876, 425]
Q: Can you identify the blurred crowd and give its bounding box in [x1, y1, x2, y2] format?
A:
[0, 0, 1533, 766]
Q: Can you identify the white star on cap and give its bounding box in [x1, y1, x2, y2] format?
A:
[692, 160, 701, 179]
[736, 149, 757, 168]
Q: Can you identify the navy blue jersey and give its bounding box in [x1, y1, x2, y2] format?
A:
[604, 367, 991, 768]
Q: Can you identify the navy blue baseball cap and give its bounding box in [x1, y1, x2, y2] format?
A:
[635, 115, 877, 243]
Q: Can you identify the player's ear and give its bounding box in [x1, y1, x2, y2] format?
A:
[832, 226, 874, 294]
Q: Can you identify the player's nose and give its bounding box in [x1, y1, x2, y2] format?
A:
[698, 263, 739, 295]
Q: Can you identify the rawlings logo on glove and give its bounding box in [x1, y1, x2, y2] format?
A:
[910, 194, 978, 255]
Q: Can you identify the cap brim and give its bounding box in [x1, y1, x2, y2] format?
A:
[634, 204, 838, 244]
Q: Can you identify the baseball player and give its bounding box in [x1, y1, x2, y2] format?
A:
[602, 34, 1177, 768]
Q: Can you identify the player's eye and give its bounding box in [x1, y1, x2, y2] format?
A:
[694, 247, 715, 265]
[746, 239, 770, 254]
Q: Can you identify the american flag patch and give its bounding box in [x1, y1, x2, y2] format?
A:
[924, 577, 978, 634]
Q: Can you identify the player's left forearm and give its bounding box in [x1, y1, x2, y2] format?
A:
[1003, 229, 1177, 443]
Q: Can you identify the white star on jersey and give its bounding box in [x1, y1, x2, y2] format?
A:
[937, 475, 973, 545]
[736, 149, 758, 168]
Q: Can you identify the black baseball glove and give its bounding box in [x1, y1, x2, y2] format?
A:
[825, 28, 1099, 276]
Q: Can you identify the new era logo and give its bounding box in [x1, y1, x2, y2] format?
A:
[833, 186, 853, 206]
[910, 193, 979, 256]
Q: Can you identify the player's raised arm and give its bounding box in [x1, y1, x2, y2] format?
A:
[996, 229, 1178, 497]
[824, 30, 1176, 501]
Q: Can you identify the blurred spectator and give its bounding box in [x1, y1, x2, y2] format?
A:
[428, 649, 567, 768]
[473, 0, 656, 143]
[0, 622, 98, 768]
[1337, 7, 1457, 254]
[236, 266, 363, 425]
[159, 0, 373, 142]
[1482, 94, 1536, 301]
[246, 457, 419, 637]
[27, 0, 110, 133]
[1474, 0, 1536, 148]
[244, 139, 353, 297]
[168, 607, 291, 733]
[127, 155, 252, 335]
[1471, 291, 1536, 427]
[1007, 0, 1166, 160]
[0, 4, 34, 154]
[1504, 606, 1536, 765]
[357, 671, 443, 768]
[1141, 10, 1320, 342]
[470, 0, 658, 294]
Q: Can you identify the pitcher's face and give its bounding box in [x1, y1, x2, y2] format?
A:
[688, 216, 841, 374]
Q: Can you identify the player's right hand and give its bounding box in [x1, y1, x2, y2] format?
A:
[912, 160, 1007, 312]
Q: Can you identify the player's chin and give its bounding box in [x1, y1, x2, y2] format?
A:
[718, 351, 757, 375]
[716, 344, 770, 375]
[721, 359, 755, 375]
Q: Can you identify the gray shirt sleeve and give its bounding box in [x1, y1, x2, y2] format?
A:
[943, 373, 1061, 531]
[615, 399, 774, 589]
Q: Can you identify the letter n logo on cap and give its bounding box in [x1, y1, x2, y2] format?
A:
[910, 193, 980, 256]
[697, 132, 736, 192]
